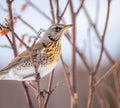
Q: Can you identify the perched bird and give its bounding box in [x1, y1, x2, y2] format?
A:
[0, 24, 72, 81]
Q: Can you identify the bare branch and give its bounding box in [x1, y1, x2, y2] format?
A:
[22, 82, 34, 108]
[87, 1, 111, 108]
[83, 5, 114, 64]
[69, 0, 78, 107]
[102, 82, 120, 108]
[49, 0, 55, 24]
[93, 0, 111, 75]
[56, 0, 59, 23]
[60, 55, 73, 96]
[75, 0, 85, 16]
[43, 70, 54, 108]
[57, 0, 69, 23]
[95, 59, 120, 87]
[25, 0, 51, 21]
[0, 44, 12, 49]
[65, 33, 91, 71]
[17, 16, 38, 34]
[96, 88, 109, 108]
[6, 0, 17, 56]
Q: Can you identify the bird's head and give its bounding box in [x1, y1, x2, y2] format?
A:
[42, 24, 73, 42]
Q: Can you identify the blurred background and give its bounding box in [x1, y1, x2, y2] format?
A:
[0, 0, 120, 108]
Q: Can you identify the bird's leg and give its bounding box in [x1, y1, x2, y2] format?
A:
[38, 89, 52, 99]
[35, 72, 40, 82]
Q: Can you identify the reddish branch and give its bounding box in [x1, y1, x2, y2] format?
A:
[58, 0, 69, 23]
[96, 88, 109, 108]
[5, 1, 33, 108]
[43, 70, 54, 108]
[25, 0, 51, 21]
[83, 5, 114, 64]
[93, 0, 111, 75]
[49, 0, 55, 24]
[22, 82, 34, 108]
[56, 0, 59, 23]
[60, 55, 73, 96]
[95, 59, 120, 87]
[65, 33, 90, 71]
[0, 24, 44, 108]
[69, 0, 77, 108]
[75, 0, 85, 16]
[6, 0, 17, 56]
[17, 16, 38, 34]
[87, 0, 111, 108]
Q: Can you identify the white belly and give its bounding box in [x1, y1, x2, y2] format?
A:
[9, 63, 57, 81]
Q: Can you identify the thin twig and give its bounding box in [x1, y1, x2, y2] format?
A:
[49, 0, 55, 24]
[87, 1, 111, 108]
[96, 88, 109, 108]
[0, 5, 8, 12]
[43, 70, 54, 108]
[69, 0, 78, 107]
[25, 0, 51, 21]
[83, 5, 114, 64]
[57, 0, 69, 23]
[115, 71, 120, 100]
[65, 33, 91, 71]
[56, 0, 59, 23]
[5, 1, 33, 108]
[5, 34, 13, 47]
[6, 0, 17, 56]
[17, 16, 38, 34]
[75, 0, 85, 16]
[95, 59, 120, 87]
[102, 82, 120, 108]
[93, 0, 111, 75]
[1, 24, 43, 108]
[22, 82, 34, 108]
[0, 44, 12, 49]
[60, 55, 73, 96]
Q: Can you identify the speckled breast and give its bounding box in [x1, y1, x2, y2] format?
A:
[38, 42, 61, 67]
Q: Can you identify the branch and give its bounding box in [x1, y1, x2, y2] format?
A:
[93, 0, 111, 75]
[102, 81, 120, 108]
[96, 88, 109, 108]
[56, 0, 59, 23]
[25, 0, 51, 21]
[69, 0, 77, 107]
[57, 0, 69, 23]
[22, 82, 34, 108]
[65, 33, 91, 71]
[75, 0, 85, 16]
[87, 1, 111, 108]
[95, 59, 120, 87]
[1, 24, 43, 108]
[6, 0, 17, 56]
[6, 1, 34, 108]
[43, 70, 54, 108]
[17, 16, 38, 34]
[49, 0, 55, 24]
[60, 55, 73, 96]
[83, 5, 114, 64]
[0, 44, 12, 49]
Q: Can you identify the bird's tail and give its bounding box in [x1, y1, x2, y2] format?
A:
[0, 70, 10, 80]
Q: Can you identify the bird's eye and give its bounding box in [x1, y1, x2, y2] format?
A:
[55, 26, 62, 32]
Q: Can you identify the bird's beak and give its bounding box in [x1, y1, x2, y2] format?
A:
[63, 24, 73, 30]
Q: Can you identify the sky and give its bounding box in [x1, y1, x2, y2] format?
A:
[0, 0, 120, 68]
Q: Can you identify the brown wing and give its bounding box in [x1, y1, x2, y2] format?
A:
[0, 56, 22, 72]
[0, 41, 44, 72]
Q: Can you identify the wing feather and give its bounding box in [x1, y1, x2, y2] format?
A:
[0, 41, 44, 72]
